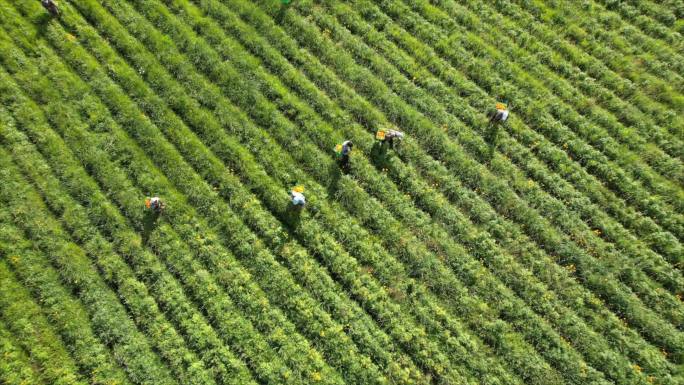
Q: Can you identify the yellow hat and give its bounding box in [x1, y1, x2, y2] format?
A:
[293, 186, 304, 193]
[376, 130, 386, 140]
[495, 102, 506, 110]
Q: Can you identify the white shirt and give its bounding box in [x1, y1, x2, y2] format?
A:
[291, 191, 306, 206]
[498, 109, 509, 122]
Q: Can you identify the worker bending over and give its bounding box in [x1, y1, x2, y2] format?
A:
[41, 0, 60, 16]
[290, 188, 306, 209]
[489, 102, 509, 125]
[336, 140, 353, 168]
[377, 128, 404, 149]
[145, 196, 165, 213]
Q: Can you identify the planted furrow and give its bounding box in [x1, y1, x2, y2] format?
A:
[0, 104, 257, 385]
[155, 0, 682, 381]
[0, 259, 88, 385]
[0, 144, 179, 385]
[440, 0, 684, 185]
[246, 0, 684, 357]
[53, 1, 502, 383]
[408, 0, 684, 204]
[473, 0, 684, 150]
[0, 9, 346, 385]
[373, 0, 684, 230]
[192, 3, 680, 366]
[0, 69, 223, 385]
[0, 317, 46, 385]
[593, 0, 684, 48]
[104, 0, 676, 383]
[96, 1, 630, 383]
[271, 0, 684, 324]
[315, 0, 684, 306]
[521, 1, 684, 113]
[191, 0, 678, 378]
[2, 2, 438, 380]
[0, 116, 134, 385]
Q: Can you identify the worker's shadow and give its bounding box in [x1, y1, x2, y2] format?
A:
[141, 211, 161, 245]
[283, 204, 303, 230]
[326, 161, 342, 200]
[484, 123, 501, 163]
[370, 141, 392, 172]
[35, 12, 56, 38]
[275, 4, 289, 24]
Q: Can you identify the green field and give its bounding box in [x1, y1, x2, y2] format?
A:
[0, 1, 682, 384]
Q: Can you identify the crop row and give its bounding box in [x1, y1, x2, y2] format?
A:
[4, 2, 464, 380]
[521, 0, 684, 112]
[0, 9, 360, 385]
[107, 0, 680, 380]
[179, 0, 680, 372]
[280, 0, 680, 312]
[0, 99, 259, 385]
[197, 2, 681, 361]
[310, 0, 684, 307]
[0, 97, 201, 385]
[437, 0, 684, 185]
[0, 258, 86, 385]
[239, 0, 680, 352]
[4, 1, 680, 382]
[368, 0, 684, 240]
[95, 1, 643, 384]
[0, 315, 45, 385]
[41, 1, 520, 382]
[8, 0, 620, 382]
[324, 0, 684, 322]
[486, 0, 684, 147]
[593, 0, 684, 47]
[0, 121, 135, 385]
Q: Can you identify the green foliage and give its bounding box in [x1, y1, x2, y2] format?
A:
[0, 0, 682, 385]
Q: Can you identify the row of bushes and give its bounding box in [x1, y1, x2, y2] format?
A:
[243, 0, 680, 364]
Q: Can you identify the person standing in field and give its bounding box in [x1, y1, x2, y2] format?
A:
[41, 0, 60, 16]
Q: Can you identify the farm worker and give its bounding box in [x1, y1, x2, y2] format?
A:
[489, 102, 509, 125]
[290, 187, 306, 208]
[378, 129, 404, 149]
[145, 196, 164, 213]
[335, 140, 353, 167]
[41, 0, 60, 16]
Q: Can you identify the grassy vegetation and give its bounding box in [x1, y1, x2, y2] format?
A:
[0, 1, 682, 385]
